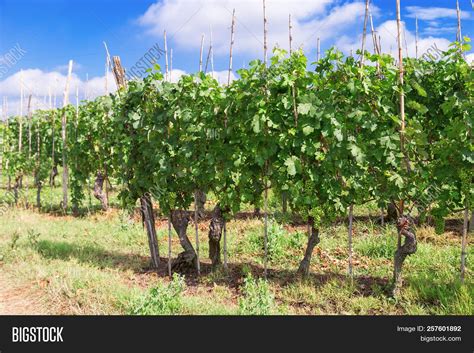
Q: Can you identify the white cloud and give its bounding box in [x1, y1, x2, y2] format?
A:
[208, 70, 236, 84]
[167, 69, 236, 84]
[53, 62, 83, 74]
[406, 6, 471, 21]
[169, 69, 187, 83]
[466, 53, 474, 64]
[137, 0, 374, 57]
[336, 20, 451, 59]
[422, 26, 458, 36]
[0, 69, 117, 118]
[0, 66, 240, 118]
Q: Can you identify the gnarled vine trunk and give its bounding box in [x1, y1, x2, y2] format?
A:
[140, 193, 160, 269]
[469, 211, 474, 233]
[254, 207, 261, 217]
[208, 204, 225, 268]
[171, 210, 198, 271]
[93, 171, 108, 211]
[13, 175, 21, 205]
[297, 217, 320, 277]
[35, 172, 42, 209]
[195, 190, 206, 218]
[386, 202, 398, 222]
[282, 192, 288, 214]
[49, 165, 58, 187]
[392, 216, 417, 297]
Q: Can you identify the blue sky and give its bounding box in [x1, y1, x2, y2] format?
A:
[0, 0, 472, 114]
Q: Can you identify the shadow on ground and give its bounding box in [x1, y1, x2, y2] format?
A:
[36, 239, 149, 272]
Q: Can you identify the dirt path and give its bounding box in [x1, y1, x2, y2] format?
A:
[0, 270, 48, 315]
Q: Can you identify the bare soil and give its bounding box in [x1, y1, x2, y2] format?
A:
[0, 270, 48, 315]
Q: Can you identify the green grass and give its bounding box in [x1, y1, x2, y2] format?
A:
[238, 273, 275, 315]
[128, 273, 186, 315]
[0, 173, 122, 216]
[0, 183, 472, 315]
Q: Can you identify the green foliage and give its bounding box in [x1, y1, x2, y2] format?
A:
[1, 39, 472, 245]
[27, 229, 40, 247]
[434, 216, 446, 235]
[238, 274, 274, 315]
[355, 232, 396, 259]
[242, 220, 306, 263]
[69, 96, 114, 208]
[129, 274, 186, 315]
[10, 231, 20, 249]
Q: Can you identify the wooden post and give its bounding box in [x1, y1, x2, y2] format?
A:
[204, 27, 214, 76]
[263, 0, 268, 66]
[360, 0, 370, 67]
[469, 3, 474, 234]
[27, 94, 32, 158]
[204, 46, 212, 74]
[141, 195, 160, 269]
[210, 25, 215, 78]
[105, 56, 109, 95]
[396, 0, 405, 207]
[469, 211, 474, 233]
[228, 9, 236, 86]
[3, 96, 7, 122]
[112, 56, 127, 89]
[369, 10, 379, 55]
[1, 97, 4, 184]
[85, 74, 89, 101]
[199, 34, 205, 73]
[19, 70, 23, 153]
[288, 14, 293, 54]
[317, 37, 321, 61]
[262, 0, 269, 278]
[461, 206, 468, 283]
[456, 0, 462, 43]
[223, 217, 228, 270]
[1, 98, 3, 177]
[289, 13, 298, 127]
[194, 193, 200, 275]
[103, 42, 117, 90]
[403, 26, 409, 57]
[17, 75, 24, 191]
[35, 98, 41, 209]
[264, 178, 269, 278]
[369, 9, 380, 74]
[49, 86, 53, 209]
[221, 10, 236, 272]
[61, 60, 73, 211]
[459, 0, 470, 270]
[415, 15, 419, 59]
[168, 216, 172, 278]
[4, 97, 11, 190]
[170, 48, 173, 81]
[164, 31, 169, 82]
[73, 84, 79, 212]
[348, 204, 354, 277]
[395, 0, 409, 249]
